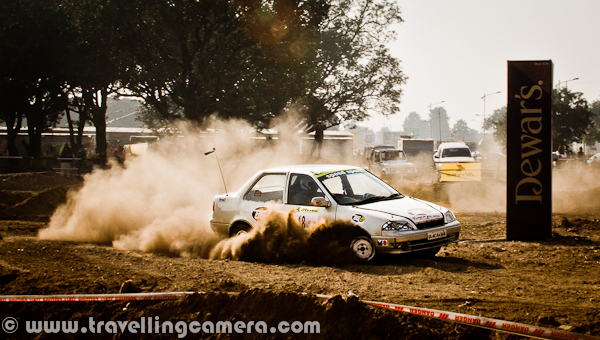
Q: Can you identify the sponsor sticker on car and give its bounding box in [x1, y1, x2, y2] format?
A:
[352, 214, 365, 223]
[377, 240, 389, 246]
[313, 168, 364, 179]
[295, 207, 319, 229]
[252, 207, 269, 220]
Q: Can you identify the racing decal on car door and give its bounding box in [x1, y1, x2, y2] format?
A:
[294, 207, 319, 229]
[252, 207, 269, 221]
[352, 214, 365, 223]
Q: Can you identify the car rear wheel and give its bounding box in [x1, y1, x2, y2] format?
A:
[230, 224, 251, 237]
[350, 236, 376, 262]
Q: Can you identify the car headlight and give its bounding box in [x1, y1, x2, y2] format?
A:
[382, 220, 416, 232]
[444, 210, 456, 223]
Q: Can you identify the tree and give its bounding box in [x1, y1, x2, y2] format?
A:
[483, 106, 507, 147]
[0, 0, 71, 157]
[60, 0, 127, 160]
[486, 88, 594, 151]
[0, 79, 28, 156]
[402, 112, 429, 138]
[304, 0, 405, 127]
[584, 98, 600, 145]
[124, 0, 405, 130]
[451, 119, 478, 142]
[552, 88, 593, 148]
[428, 106, 450, 141]
[116, 0, 320, 128]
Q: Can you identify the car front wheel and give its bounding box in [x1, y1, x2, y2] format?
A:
[350, 236, 376, 262]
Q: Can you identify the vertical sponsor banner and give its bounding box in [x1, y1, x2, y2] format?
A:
[506, 61, 553, 240]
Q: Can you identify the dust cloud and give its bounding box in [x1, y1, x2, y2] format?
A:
[37, 113, 600, 261]
[396, 156, 600, 214]
[552, 162, 600, 214]
[211, 210, 362, 264]
[38, 116, 361, 262]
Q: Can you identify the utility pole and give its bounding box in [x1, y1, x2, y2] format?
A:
[481, 91, 501, 141]
[556, 77, 579, 89]
[428, 101, 444, 141]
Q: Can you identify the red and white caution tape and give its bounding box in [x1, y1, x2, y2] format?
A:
[1, 291, 598, 340]
[313, 294, 600, 340]
[0, 292, 194, 302]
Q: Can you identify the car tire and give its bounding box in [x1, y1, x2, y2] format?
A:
[350, 236, 376, 262]
[230, 223, 251, 237]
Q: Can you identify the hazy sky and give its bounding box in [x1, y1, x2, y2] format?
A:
[367, 0, 600, 132]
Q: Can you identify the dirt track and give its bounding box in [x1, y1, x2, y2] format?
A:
[1, 172, 600, 339]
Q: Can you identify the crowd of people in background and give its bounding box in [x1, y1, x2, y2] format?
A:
[556, 145, 586, 160]
[554, 145, 592, 169]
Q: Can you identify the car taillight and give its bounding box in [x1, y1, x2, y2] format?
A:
[212, 201, 215, 211]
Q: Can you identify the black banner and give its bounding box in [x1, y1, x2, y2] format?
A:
[506, 61, 553, 240]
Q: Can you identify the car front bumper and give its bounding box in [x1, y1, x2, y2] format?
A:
[372, 221, 461, 254]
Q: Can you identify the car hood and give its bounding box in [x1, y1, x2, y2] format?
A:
[435, 157, 476, 163]
[351, 196, 444, 222]
[381, 160, 416, 168]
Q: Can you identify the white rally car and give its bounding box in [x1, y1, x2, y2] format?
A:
[210, 165, 460, 261]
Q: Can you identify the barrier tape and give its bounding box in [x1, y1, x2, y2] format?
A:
[1, 291, 598, 340]
[312, 294, 600, 340]
[0, 292, 194, 302]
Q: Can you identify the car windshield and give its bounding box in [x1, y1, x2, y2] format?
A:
[441, 147, 471, 158]
[314, 169, 402, 205]
[381, 150, 406, 161]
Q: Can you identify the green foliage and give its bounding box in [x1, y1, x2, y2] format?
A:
[483, 106, 507, 147]
[402, 112, 430, 138]
[1, 0, 407, 156]
[485, 88, 594, 150]
[119, 0, 405, 129]
[0, 0, 71, 156]
[584, 99, 600, 144]
[307, 0, 405, 127]
[451, 119, 479, 142]
[552, 88, 593, 147]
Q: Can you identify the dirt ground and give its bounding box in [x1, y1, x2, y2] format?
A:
[0, 171, 599, 339]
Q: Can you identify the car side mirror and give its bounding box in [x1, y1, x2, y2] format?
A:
[434, 154, 440, 159]
[311, 197, 331, 207]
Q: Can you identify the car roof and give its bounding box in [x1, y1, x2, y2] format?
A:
[439, 142, 469, 149]
[262, 164, 362, 175]
[372, 145, 396, 150]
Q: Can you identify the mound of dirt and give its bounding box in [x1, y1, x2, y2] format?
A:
[0, 186, 72, 222]
[0, 172, 82, 192]
[0, 262, 19, 285]
[0, 290, 490, 339]
[10, 187, 70, 217]
[0, 191, 33, 210]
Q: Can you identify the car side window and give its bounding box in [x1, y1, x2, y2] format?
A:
[243, 173, 286, 203]
[288, 174, 322, 206]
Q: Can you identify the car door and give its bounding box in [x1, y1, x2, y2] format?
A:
[239, 172, 288, 227]
[284, 173, 336, 229]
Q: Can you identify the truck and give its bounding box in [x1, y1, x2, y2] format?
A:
[433, 142, 481, 182]
[364, 145, 417, 181]
[397, 139, 436, 180]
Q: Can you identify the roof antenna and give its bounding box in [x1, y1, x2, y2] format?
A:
[204, 148, 228, 195]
